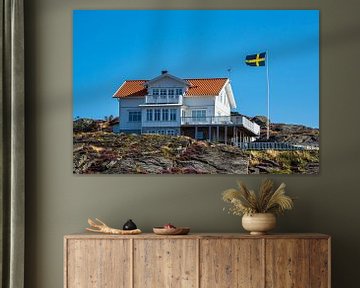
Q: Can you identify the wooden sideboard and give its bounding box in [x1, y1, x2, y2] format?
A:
[64, 233, 330, 288]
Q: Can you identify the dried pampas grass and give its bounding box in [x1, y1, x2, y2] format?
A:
[222, 179, 294, 216]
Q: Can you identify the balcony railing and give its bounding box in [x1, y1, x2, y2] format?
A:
[233, 116, 261, 135]
[181, 116, 231, 125]
[145, 94, 183, 105]
[180, 115, 260, 135]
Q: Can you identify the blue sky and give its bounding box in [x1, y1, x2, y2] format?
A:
[73, 10, 319, 128]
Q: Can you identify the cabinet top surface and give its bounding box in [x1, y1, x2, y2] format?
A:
[64, 232, 330, 240]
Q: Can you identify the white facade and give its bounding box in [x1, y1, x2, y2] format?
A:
[118, 97, 144, 133]
[114, 72, 260, 140]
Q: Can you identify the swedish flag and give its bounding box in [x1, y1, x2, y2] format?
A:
[245, 52, 266, 67]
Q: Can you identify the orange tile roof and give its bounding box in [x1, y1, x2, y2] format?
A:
[113, 78, 228, 98]
[113, 80, 148, 98]
[185, 78, 228, 96]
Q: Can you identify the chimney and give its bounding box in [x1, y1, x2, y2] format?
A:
[161, 70, 168, 74]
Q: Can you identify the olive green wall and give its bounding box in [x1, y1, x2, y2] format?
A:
[25, 0, 360, 287]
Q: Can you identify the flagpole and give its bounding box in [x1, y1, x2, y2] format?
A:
[266, 50, 270, 140]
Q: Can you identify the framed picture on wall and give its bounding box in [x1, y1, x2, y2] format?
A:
[73, 10, 319, 174]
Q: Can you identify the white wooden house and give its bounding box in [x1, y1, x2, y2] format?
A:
[113, 71, 260, 145]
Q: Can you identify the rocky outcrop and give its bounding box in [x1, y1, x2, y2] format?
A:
[73, 118, 99, 133]
[73, 132, 249, 174]
[73, 114, 320, 174]
[250, 116, 319, 146]
[73, 132, 319, 174]
[73, 117, 119, 133]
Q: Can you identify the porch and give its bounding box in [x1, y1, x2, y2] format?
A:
[181, 115, 260, 136]
[180, 115, 260, 145]
[181, 125, 255, 146]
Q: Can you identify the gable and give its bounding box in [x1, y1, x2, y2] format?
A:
[145, 72, 189, 87]
[224, 82, 236, 109]
[147, 76, 188, 88]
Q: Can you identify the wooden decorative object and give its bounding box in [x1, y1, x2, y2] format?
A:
[64, 233, 331, 288]
[242, 213, 276, 235]
[152, 227, 190, 235]
[86, 218, 141, 235]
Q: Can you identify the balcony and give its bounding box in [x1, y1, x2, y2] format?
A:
[180, 115, 260, 135]
[144, 94, 183, 105]
[233, 116, 261, 136]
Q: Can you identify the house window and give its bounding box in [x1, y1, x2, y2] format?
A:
[162, 109, 169, 121]
[170, 109, 177, 121]
[146, 109, 153, 121]
[168, 89, 175, 97]
[128, 111, 141, 122]
[160, 89, 167, 96]
[192, 110, 207, 122]
[167, 129, 176, 136]
[153, 89, 159, 96]
[154, 109, 161, 121]
[176, 88, 183, 95]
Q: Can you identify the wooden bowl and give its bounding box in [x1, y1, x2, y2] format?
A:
[153, 227, 190, 235]
[242, 213, 276, 235]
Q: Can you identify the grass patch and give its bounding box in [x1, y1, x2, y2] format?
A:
[247, 149, 319, 173]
